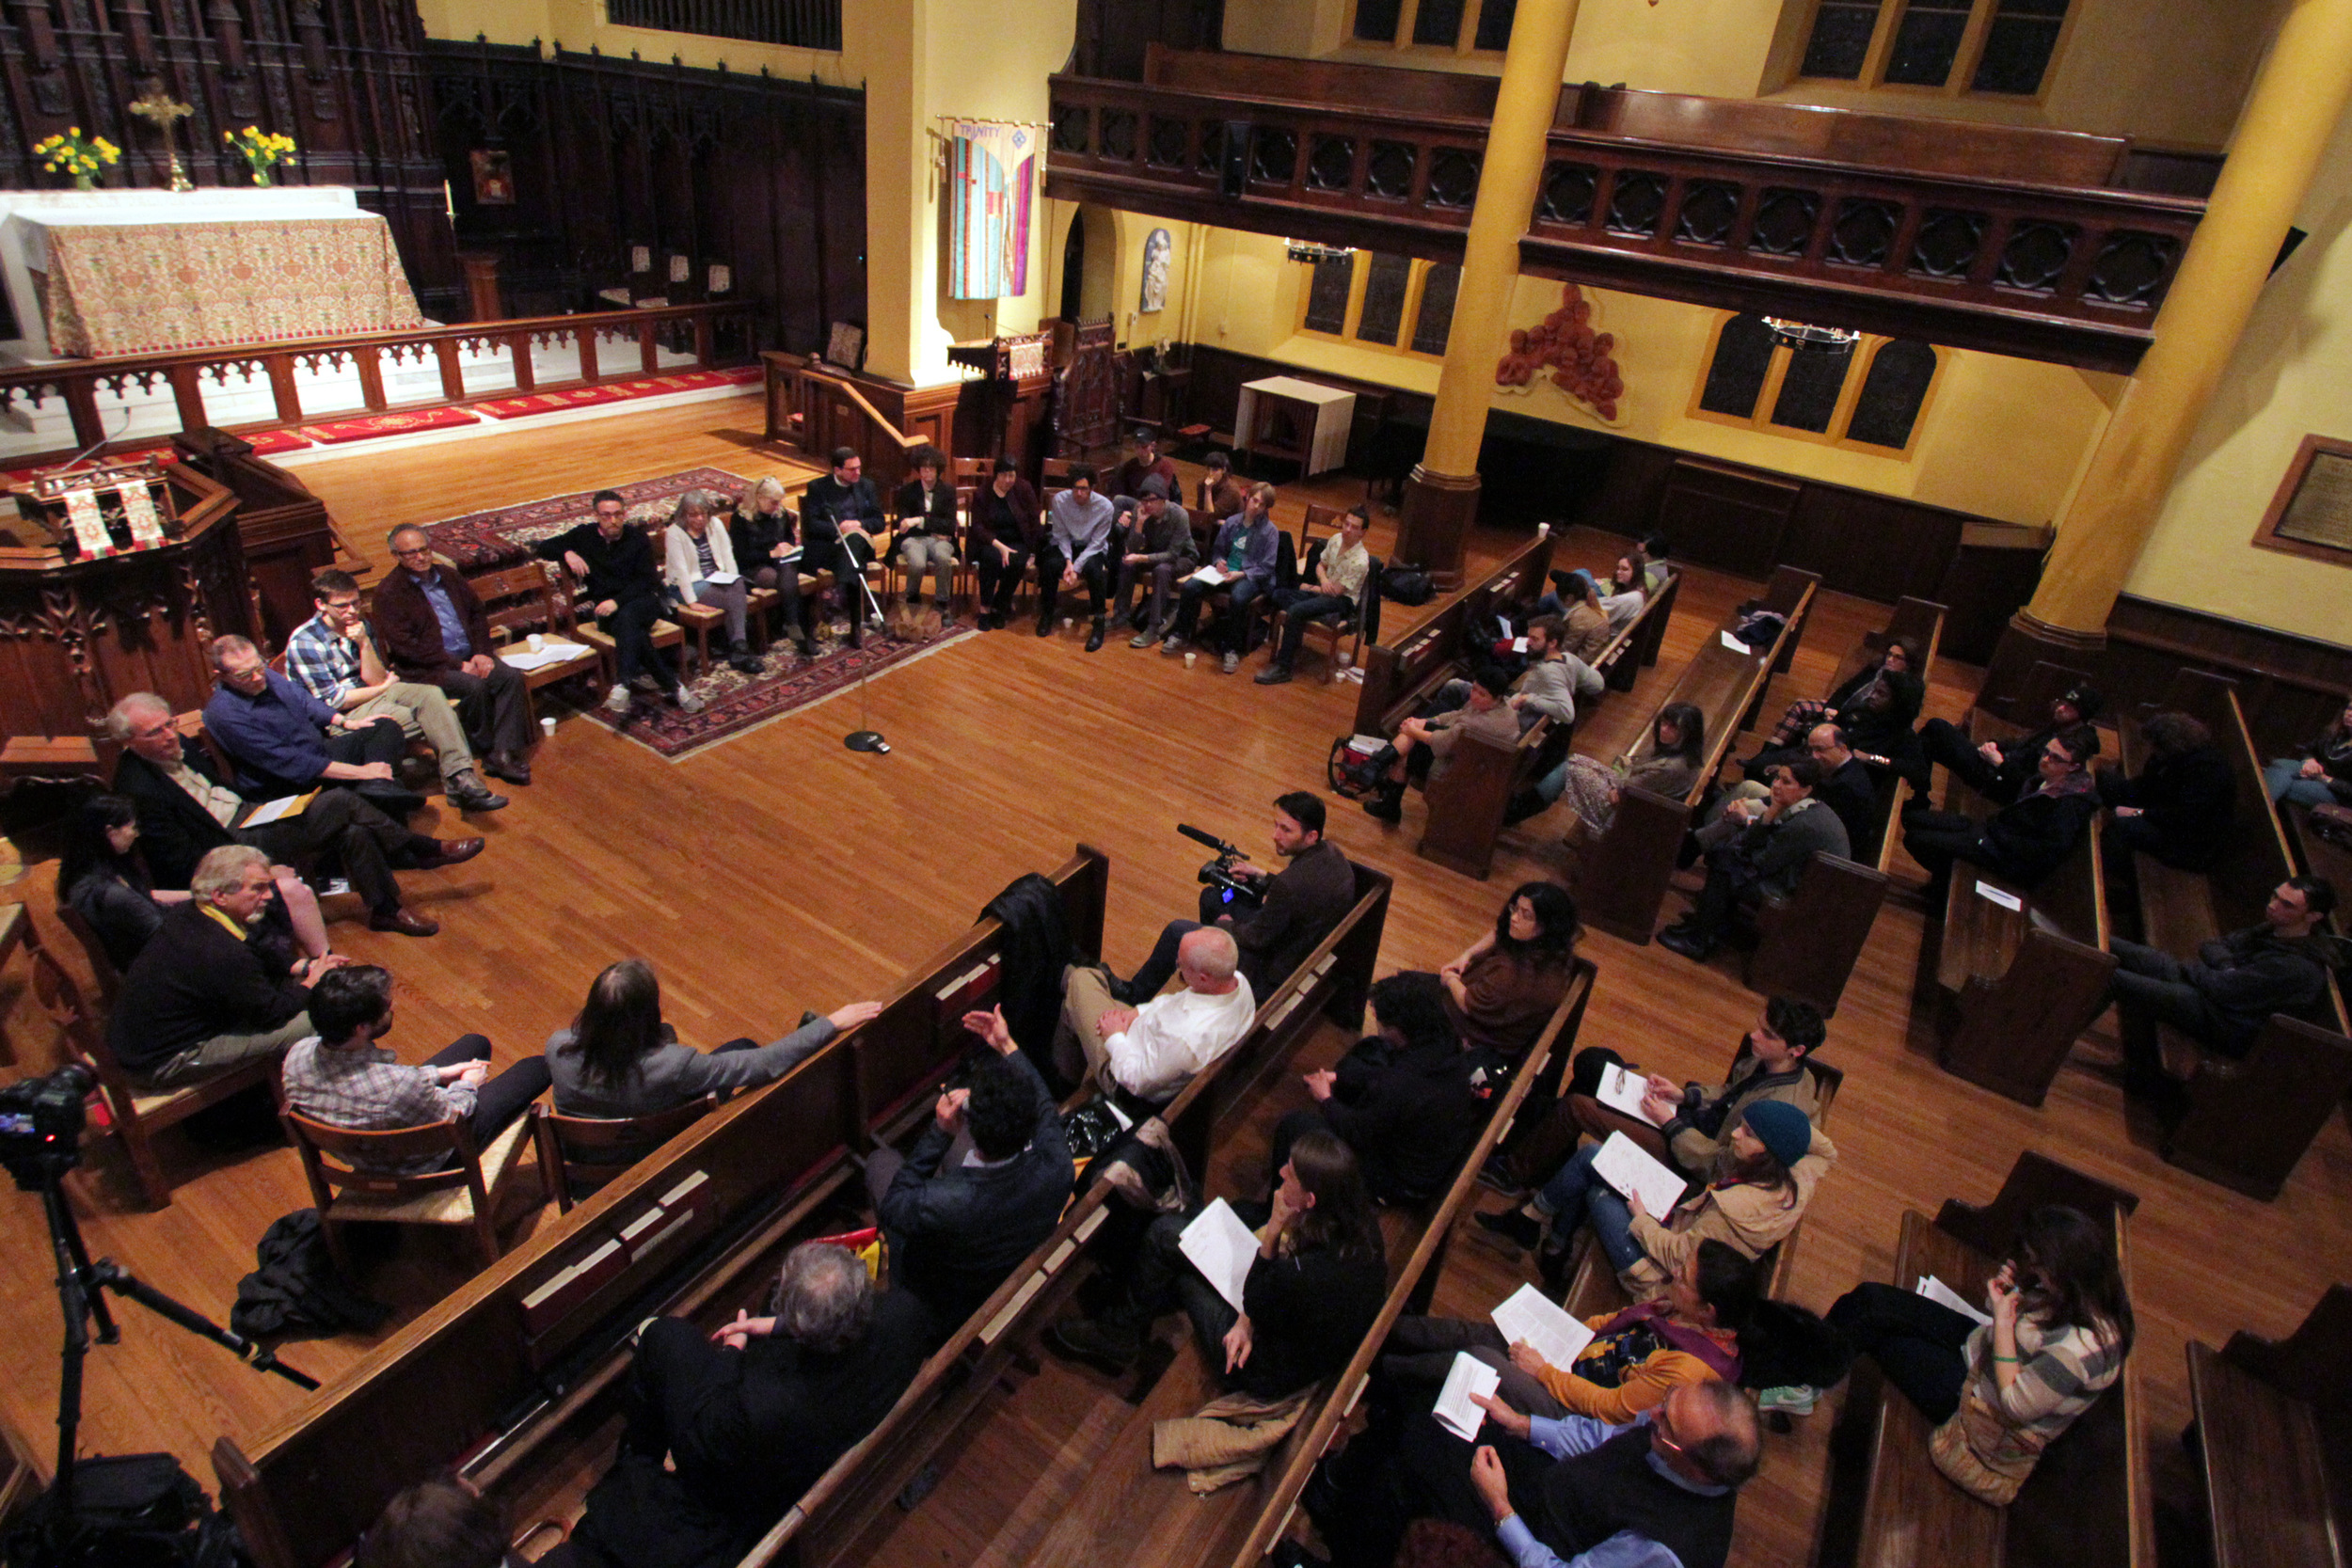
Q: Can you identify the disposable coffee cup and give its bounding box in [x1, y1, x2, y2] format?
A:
[540, 716, 557, 738]
[1537, 522, 1551, 537]
[527, 632, 545, 652]
[1337, 650, 1353, 668]
[1062, 617, 1073, 629]
[1184, 651, 1197, 668]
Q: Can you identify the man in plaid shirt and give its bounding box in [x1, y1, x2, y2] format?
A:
[280, 963, 549, 1173]
[286, 568, 508, 814]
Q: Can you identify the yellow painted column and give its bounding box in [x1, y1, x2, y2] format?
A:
[1394, 0, 1581, 579]
[2017, 0, 2352, 639]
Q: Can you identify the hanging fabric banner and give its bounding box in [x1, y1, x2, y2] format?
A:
[948, 120, 1033, 301]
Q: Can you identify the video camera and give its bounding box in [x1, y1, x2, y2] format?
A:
[1179, 823, 1267, 913]
[0, 1063, 92, 1187]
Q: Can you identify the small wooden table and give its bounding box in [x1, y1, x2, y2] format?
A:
[1235, 375, 1356, 476]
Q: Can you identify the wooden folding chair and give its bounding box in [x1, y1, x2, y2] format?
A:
[531, 1095, 722, 1212]
[281, 1106, 541, 1271]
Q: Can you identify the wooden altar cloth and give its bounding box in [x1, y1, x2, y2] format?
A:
[24, 207, 421, 358]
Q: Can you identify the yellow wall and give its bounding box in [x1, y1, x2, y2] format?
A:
[413, 0, 867, 83]
[1039, 202, 1206, 354]
[2124, 88, 2352, 648]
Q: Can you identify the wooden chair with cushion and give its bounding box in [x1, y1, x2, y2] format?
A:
[1269, 504, 1381, 681]
[53, 902, 122, 1006]
[29, 940, 274, 1209]
[558, 558, 687, 695]
[281, 1106, 541, 1271]
[532, 1094, 722, 1212]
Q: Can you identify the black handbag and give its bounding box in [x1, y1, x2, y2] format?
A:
[1381, 563, 1435, 605]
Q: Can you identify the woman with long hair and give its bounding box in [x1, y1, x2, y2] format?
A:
[1048, 1128, 1387, 1400]
[58, 793, 327, 971]
[1520, 702, 1708, 834]
[1756, 636, 1925, 765]
[728, 476, 816, 657]
[547, 958, 882, 1118]
[1431, 882, 1581, 1056]
[2265, 693, 2352, 808]
[1827, 1205, 2133, 1504]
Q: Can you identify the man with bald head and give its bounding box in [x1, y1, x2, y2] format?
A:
[372, 526, 536, 784]
[1055, 925, 1255, 1107]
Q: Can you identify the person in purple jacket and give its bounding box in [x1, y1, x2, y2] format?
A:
[1166, 482, 1282, 674]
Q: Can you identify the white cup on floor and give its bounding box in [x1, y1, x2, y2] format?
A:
[1537, 522, 1551, 538]
[1061, 617, 1073, 630]
[1184, 651, 1197, 669]
[540, 716, 557, 738]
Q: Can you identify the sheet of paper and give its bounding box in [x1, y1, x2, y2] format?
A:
[1720, 629, 1751, 652]
[1178, 1198, 1260, 1313]
[1974, 880, 2024, 912]
[1188, 564, 1230, 587]
[239, 791, 312, 828]
[1492, 1284, 1597, 1371]
[501, 640, 594, 672]
[701, 570, 741, 585]
[1495, 617, 1513, 639]
[1915, 1275, 1994, 1327]
[1589, 1132, 1689, 1219]
[1511, 637, 1530, 654]
[1433, 1351, 1502, 1442]
[1597, 1064, 1665, 1125]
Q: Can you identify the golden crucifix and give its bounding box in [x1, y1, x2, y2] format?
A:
[127, 87, 196, 191]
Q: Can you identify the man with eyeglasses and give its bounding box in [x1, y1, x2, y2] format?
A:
[109, 690, 478, 939]
[286, 566, 507, 814]
[1899, 722, 2103, 904]
[371, 530, 538, 785]
[532, 490, 702, 715]
[1309, 1377, 1760, 1568]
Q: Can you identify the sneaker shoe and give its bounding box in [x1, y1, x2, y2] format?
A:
[675, 688, 707, 714]
[1044, 1316, 1142, 1374]
[1221, 650, 1239, 675]
[1757, 1385, 1820, 1416]
[1161, 636, 1187, 657]
[603, 683, 631, 714]
[1254, 664, 1295, 686]
[1471, 1208, 1544, 1254]
[1129, 628, 1156, 649]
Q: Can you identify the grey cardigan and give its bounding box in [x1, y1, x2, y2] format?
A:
[1516, 653, 1605, 730]
[546, 1016, 837, 1117]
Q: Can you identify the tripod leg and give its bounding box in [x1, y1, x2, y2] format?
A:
[89, 1263, 319, 1390]
[40, 1180, 96, 1531]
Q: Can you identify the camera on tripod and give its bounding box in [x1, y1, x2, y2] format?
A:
[0, 1063, 91, 1187]
[1179, 823, 1266, 912]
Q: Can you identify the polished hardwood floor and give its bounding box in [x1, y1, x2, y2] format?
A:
[0, 391, 2342, 1566]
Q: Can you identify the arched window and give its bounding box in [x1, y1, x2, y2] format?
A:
[1697, 314, 1776, 420]
[1847, 341, 1939, 451]
[1692, 318, 1944, 456]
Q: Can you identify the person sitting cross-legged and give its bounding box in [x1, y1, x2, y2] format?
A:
[1658, 757, 1851, 963]
[663, 489, 765, 675]
[1055, 925, 1255, 1109]
[1168, 482, 1281, 675]
[1899, 722, 2101, 904]
[892, 443, 961, 626]
[2106, 875, 2339, 1093]
[872, 1006, 1074, 1328]
[1112, 477, 1198, 647]
[285, 567, 508, 813]
[571, 1242, 931, 1568]
[1378, 1239, 1756, 1426]
[534, 490, 703, 714]
[2264, 693, 2352, 809]
[1257, 505, 1373, 685]
[103, 845, 343, 1091]
[373, 529, 537, 784]
[1045, 1129, 1386, 1393]
[727, 478, 818, 658]
[280, 963, 551, 1172]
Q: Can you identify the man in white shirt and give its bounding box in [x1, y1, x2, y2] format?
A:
[1053, 926, 1254, 1105]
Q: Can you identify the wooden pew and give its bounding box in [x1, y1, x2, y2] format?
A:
[1222, 958, 1598, 1568]
[1816, 1152, 2150, 1568]
[1418, 715, 1552, 880]
[1351, 533, 1556, 739]
[2114, 673, 2352, 1199]
[1931, 714, 2117, 1107]
[2184, 1285, 2352, 1568]
[1746, 850, 1890, 1016]
[1574, 565, 1821, 943]
[744, 863, 1396, 1568]
[211, 846, 1115, 1568]
[1592, 567, 1678, 694]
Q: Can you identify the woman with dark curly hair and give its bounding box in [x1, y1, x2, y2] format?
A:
[1434, 883, 1581, 1055]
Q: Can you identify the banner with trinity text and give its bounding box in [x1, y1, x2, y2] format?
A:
[947, 120, 1033, 301]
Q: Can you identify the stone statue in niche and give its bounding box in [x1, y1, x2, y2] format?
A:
[1139, 228, 1170, 314]
[1495, 281, 1625, 423]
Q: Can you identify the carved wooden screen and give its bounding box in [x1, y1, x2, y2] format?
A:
[1052, 321, 1121, 457]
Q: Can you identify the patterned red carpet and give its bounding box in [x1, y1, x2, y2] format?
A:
[423, 467, 964, 761]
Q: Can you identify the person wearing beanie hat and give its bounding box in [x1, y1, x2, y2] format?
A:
[1108, 428, 1179, 518]
[1740, 1100, 1812, 1169]
[1108, 477, 1196, 646]
[1611, 1101, 1836, 1303]
[1916, 683, 2105, 809]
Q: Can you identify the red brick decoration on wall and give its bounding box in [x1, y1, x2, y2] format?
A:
[1495, 282, 1625, 422]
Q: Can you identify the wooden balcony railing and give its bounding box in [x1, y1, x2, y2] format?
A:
[1043, 71, 2205, 372]
[0, 301, 759, 471]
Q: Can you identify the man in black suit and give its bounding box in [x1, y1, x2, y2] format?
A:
[104, 846, 341, 1089]
[574, 1242, 930, 1568]
[798, 447, 888, 646]
[1120, 792, 1358, 1002]
[869, 1005, 1073, 1330]
[107, 692, 475, 937]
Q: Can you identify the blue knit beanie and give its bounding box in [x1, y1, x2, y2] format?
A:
[1741, 1100, 1812, 1169]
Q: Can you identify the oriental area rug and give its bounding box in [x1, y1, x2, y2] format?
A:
[421, 468, 969, 762]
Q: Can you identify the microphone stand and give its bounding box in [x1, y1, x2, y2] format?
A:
[828, 497, 890, 754]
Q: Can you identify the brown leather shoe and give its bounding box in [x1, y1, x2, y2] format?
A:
[414, 835, 486, 870]
[482, 752, 532, 785]
[368, 908, 440, 937]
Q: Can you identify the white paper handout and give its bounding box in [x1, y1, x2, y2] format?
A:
[1433, 1351, 1502, 1442]
[1178, 1198, 1261, 1312]
[1590, 1132, 1689, 1219]
[1511, 637, 1530, 654]
[1597, 1064, 1665, 1126]
[1492, 1284, 1597, 1371]
[1720, 629, 1751, 653]
[238, 793, 310, 828]
[1915, 1275, 1994, 1327]
[501, 640, 593, 672]
[1974, 880, 2024, 912]
[1188, 564, 1231, 586]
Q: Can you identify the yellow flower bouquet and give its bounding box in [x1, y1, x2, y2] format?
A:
[34, 128, 121, 190]
[225, 125, 298, 187]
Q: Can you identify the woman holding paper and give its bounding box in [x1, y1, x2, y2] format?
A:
[1823, 1205, 2133, 1504]
[662, 490, 763, 674]
[1045, 1130, 1385, 1398]
[728, 478, 818, 657]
